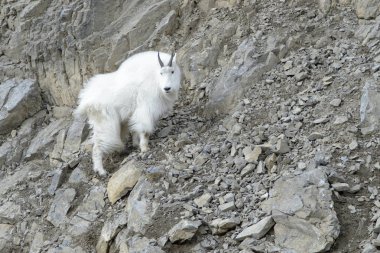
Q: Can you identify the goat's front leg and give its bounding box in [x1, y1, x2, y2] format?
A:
[139, 132, 150, 153]
[132, 132, 139, 148]
[120, 123, 130, 145]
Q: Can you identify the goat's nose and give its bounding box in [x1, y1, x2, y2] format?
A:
[164, 87, 171, 91]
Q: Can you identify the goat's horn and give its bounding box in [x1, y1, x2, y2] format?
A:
[168, 52, 175, 67]
[158, 52, 164, 67]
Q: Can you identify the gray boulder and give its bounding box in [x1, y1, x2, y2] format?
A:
[261, 168, 340, 252]
[0, 79, 42, 134]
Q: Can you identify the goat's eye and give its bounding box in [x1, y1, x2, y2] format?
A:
[171, 71, 174, 74]
[160, 73, 163, 75]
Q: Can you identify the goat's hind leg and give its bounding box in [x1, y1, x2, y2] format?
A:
[139, 132, 150, 153]
[92, 142, 107, 176]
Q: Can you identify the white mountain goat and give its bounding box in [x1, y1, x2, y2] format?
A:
[74, 51, 181, 176]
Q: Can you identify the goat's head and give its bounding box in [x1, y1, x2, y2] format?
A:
[157, 52, 180, 95]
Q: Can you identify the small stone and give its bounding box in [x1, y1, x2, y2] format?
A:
[374, 217, 380, 233]
[241, 164, 255, 177]
[308, 132, 324, 141]
[168, 220, 202, 243]
[256, 161, 265, 174]
[349, 184, 361, 193]
[362, 243, 377, 253]
[224, 193, 235, 202]
[275, 139, 290, 154]
[243, 146, 262, 163]
[283, 61, 293, 70]
[264, 154, 276, 171]
[157, 126, 173, 138]
[11, 130, 17, 138]
[231, 124, 242, 136]
[158, 236, 168, 247]
[236, 216, 275, 241]
[349, 140, 358, 150]
[107, 160, 143, 204]
[295, 71, 308, 81]
[292, 107, 302, 115]
[194, 153, 209, 166]
[209, 218, 241, 235]
[330, 99, 342, 107]
[194, 193, 212, 208]
[313, 117, 329, 124]
[219, 202, 236, 212]
[144, 166, 165, 181]
[323, 76, 333, 85]
[297, 162, 307, 170]
[373, 234, 380, 247]
[230, 145, 237, 157]
[348, 205, 356, 214]
[332, 183, 350, 192]
[333, 116, 348, 125]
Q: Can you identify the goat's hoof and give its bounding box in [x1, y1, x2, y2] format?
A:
[94, 167, 108, 177]
[140, 146, 149, 153]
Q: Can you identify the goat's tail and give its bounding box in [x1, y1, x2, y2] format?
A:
[87, 106, 125, 154]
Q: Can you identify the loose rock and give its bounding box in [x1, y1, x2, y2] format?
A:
[168, 220, 202, 243]
[47, 188, 76, 227]
[236, 216, 275, 241]
[107, 160, 143, 204]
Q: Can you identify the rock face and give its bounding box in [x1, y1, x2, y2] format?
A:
[0, 0, 181, 107]
[0, 79, 41, 134]
[25, 118, 70, 160]
[261, 169, 340, 252]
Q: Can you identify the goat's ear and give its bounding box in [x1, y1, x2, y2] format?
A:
[173, 53, 177, 63]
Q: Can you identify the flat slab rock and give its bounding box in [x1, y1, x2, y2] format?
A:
[125, 178, 159, 236]
[236, 216, 274, 241]
[120, 235, 164, 253]
[107, 160, 143, 204]
[261, 168, 340, 252]
[47, 188, 76, 227]
[0, 79, 42, 134]
[168, 220, 202, 243]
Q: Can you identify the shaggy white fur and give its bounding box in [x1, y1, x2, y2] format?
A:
[75, 51, 181, 175]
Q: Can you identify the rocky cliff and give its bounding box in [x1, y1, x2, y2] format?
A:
[1, 0, 380, 252]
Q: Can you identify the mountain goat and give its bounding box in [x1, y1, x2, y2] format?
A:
[75, 51, 182, 176]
